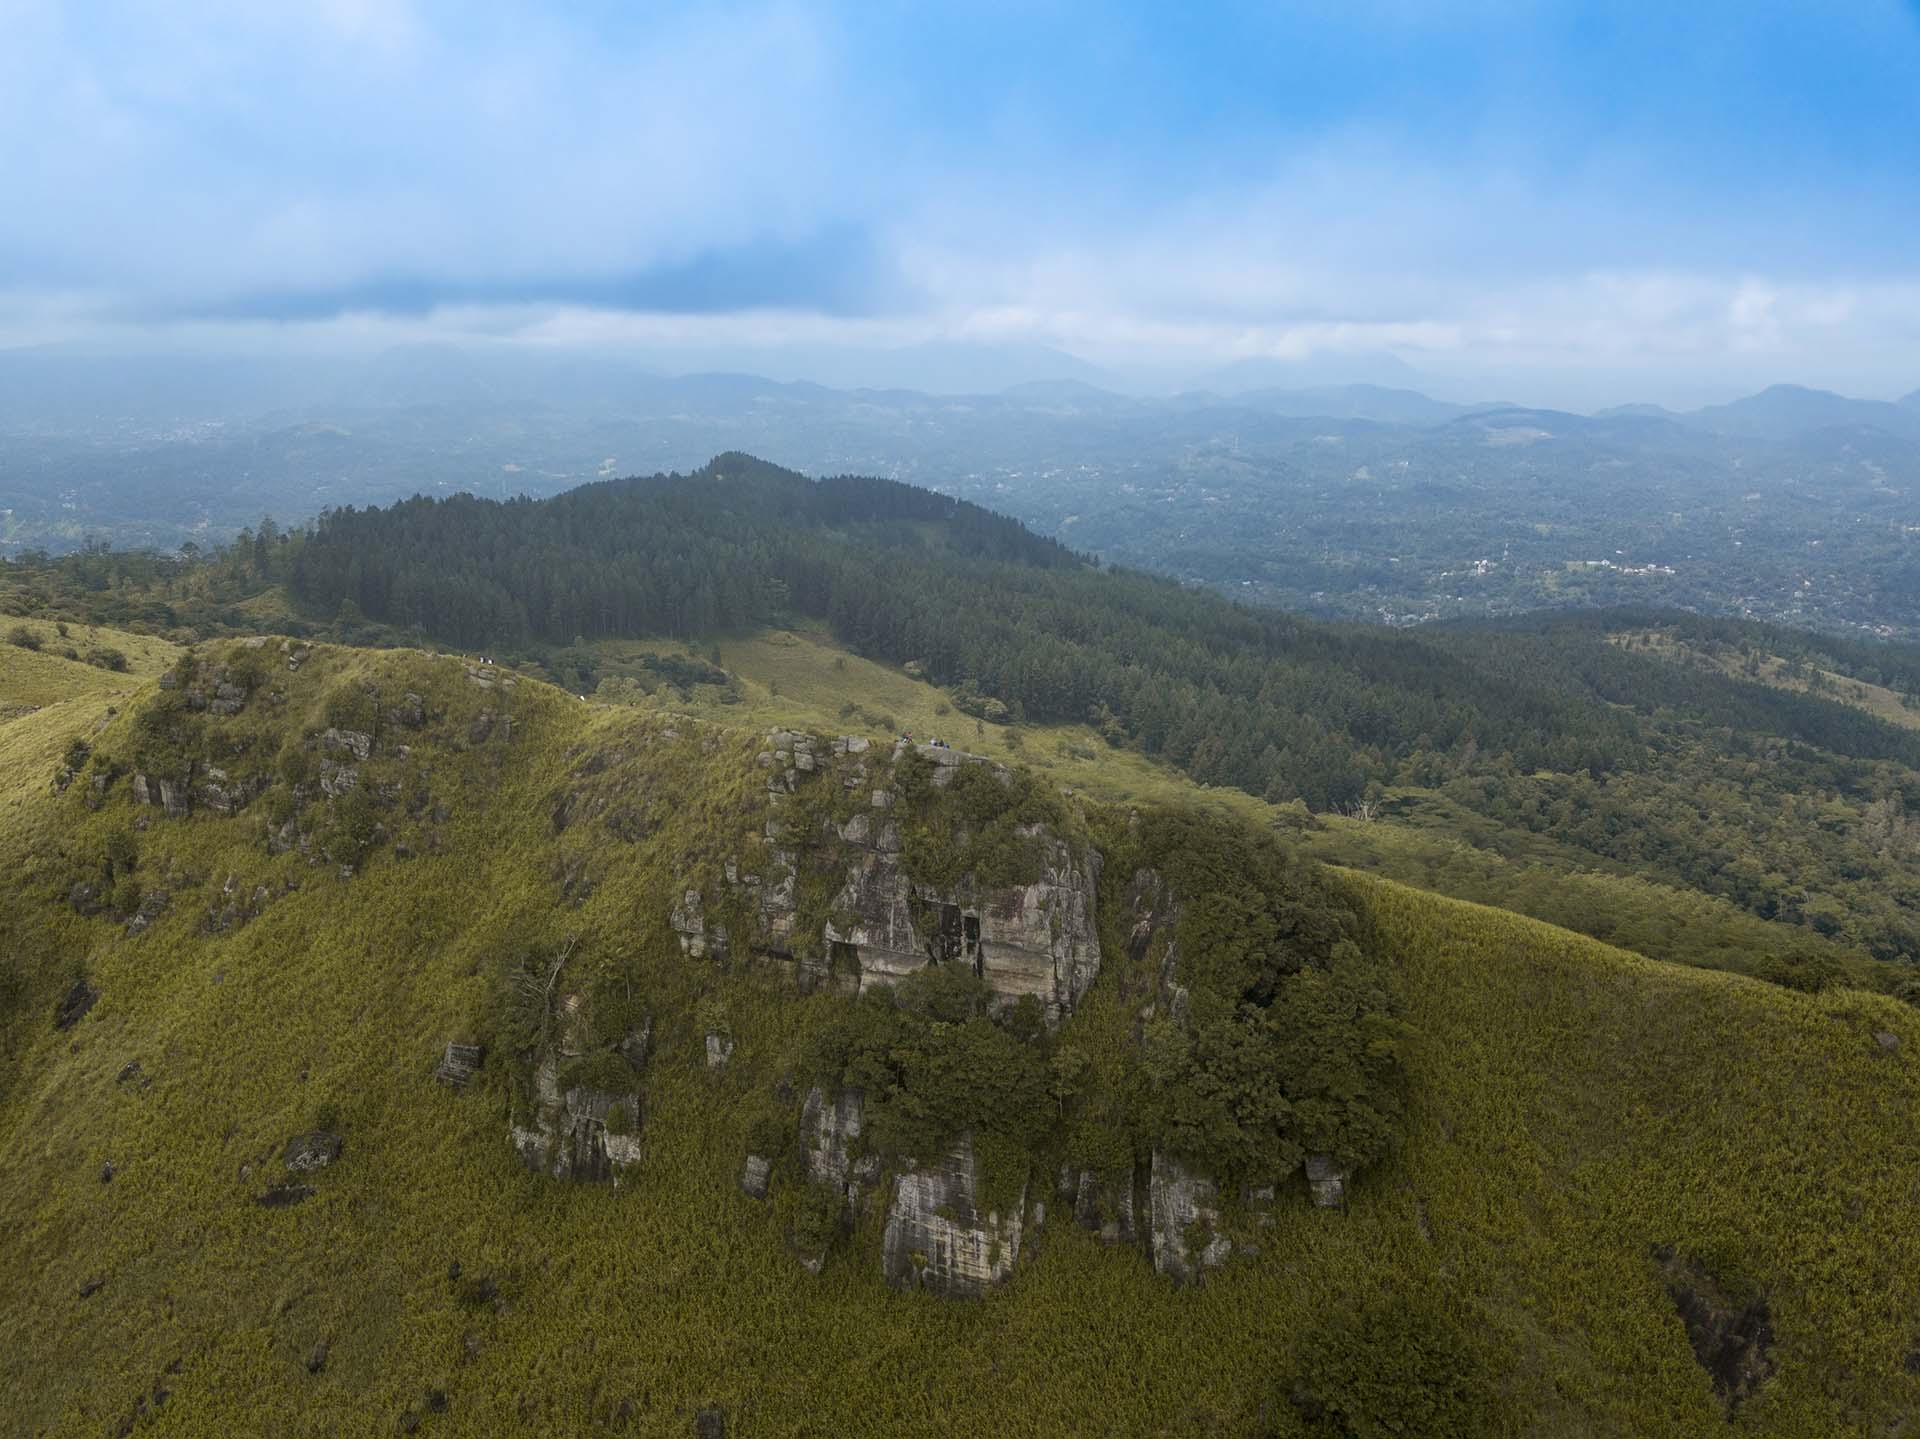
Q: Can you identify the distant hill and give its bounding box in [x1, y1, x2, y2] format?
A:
[13, 355, 1920, 642]
[1682, 383, 1920, 443]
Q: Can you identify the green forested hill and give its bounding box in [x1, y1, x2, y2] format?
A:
[12, 454, 1920, 984]
[266, 456, 1920, 968]
[0, 637, 1917, 1437]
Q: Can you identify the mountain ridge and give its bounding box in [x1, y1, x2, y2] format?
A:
[1, 625, 1917, 1434]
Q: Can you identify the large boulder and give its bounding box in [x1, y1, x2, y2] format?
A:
[511, 1021, 650, 1182]
[799, 1085, 880, 1204]
[1148, 1151, 1232, 1285]
[881, 1138, 1026, 1298]
[131, 772, 192, 820]
[283, 1132, 343, 1172]
[435, 1043, 484, 1089]
[509, 1056, 643, 1182]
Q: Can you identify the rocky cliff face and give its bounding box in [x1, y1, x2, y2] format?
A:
[674, 735, 1102, 1022]
[881, 1138, 1026, 1299]
[824, 780, 1101, 1020]
[800, 1084, 880, 1205]
[795, 1085, 882, 1272]
[1148, 1151, 1233, 1285]
[510, 1014, 650, 1183]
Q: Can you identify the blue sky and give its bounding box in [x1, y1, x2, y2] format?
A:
[3, 0, 1919, 404]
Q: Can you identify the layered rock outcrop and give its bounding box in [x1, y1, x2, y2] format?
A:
[823, 788, 1101, 1019]
[881, 1138, 1026, 1298]
[800, 1085, 880, 1206]
[1148, 1151, 1233, 1285]
[510, 1017, 650, 1182]
[676, 735, 1102, 1022]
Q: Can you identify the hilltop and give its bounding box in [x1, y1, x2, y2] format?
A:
[0, 630, 1916, 1436]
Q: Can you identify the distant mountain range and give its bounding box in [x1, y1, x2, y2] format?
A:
[1, 340, 1912, 436]
[5, 345, 1920, 640]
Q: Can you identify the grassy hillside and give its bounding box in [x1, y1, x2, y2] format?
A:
[18, 465, 1920, 978]
[584, 624, 1887, 995]
[0, 639, 1916, 1436]
[1612, 626, 1920, 732]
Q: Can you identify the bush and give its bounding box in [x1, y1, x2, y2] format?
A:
[804, 967, 1052, 1166]
[111, 876, 143, 917]
[746, 1106, 792, 1162]
[1288, 1294, 1498, 1438]
[8, 624, 41, 650]
[793, 1179, 845, 1255]
[85, 647, 128, 672]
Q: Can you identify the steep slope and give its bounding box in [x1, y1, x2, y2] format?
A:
[0, 641, 1916, 1436]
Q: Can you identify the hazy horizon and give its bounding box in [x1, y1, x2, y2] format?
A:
[5, 2, 1920, 412]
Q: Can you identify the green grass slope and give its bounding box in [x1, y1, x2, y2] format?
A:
[0, 641, 1915, 1437]
[586, 625, 1886, 995]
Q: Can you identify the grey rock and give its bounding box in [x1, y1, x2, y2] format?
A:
[739, 1153, 772, 1200]
[1305, 1154, 1347, 1209]
[435, 1042, 485, 1088]
[1659, 1249, 1775, 1415]
[800, 1086, 880, 1206]
[1149, 1151, 1231, 1284]
[284, 1132, 344, 1172]
[619, 1021, 653, 1071]
[319, 727, 374, 761]
[194, 767, 256, 816]
[704, 1032, 735, 1069]
[511, 1051, 644, 1182]
[1874, 1030, 1901, 1053]
[209, 681, 249, 716]
[123, 889, 171, 937]
[882, 1136, 1026, 1298]
[670, 890, 728, 959]
[821, 826, 1101, 1020]
[54, 979, 98, 1030]
[131, 772, 192, 819]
